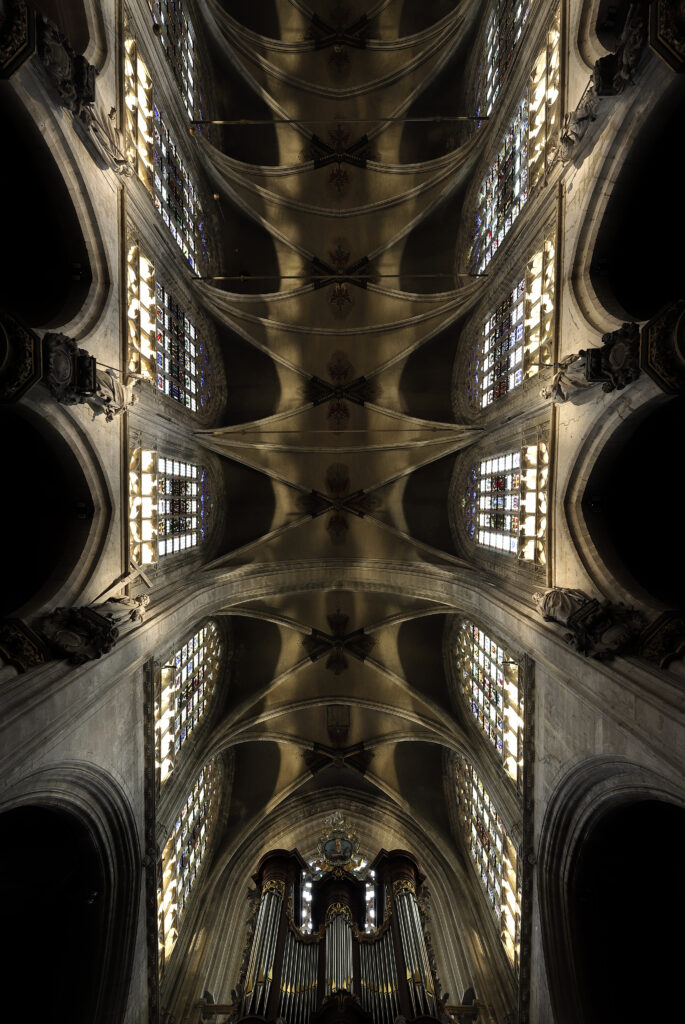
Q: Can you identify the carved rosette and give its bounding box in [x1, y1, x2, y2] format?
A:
[640, 298, 685, 393]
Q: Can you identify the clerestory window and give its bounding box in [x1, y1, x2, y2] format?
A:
[471, 11, 560, 273]
[481, 0, 530, 116]
[456, 758, 521, 970]
[126, 244, 209, 411]
[129, 448, 209, 564]
[157, 761, 220, 974]
[463, 444, 549, 564]
[124, 34, 206, 271]
[149, 0, 201, 119]
[456, 620, 524, 786]
[155, 621, 221, 788]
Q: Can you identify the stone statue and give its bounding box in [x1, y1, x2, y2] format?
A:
[84, 368, 140, 421]
[533, 587, 644, 660]
[539, 353, 593, 403]
[94, 594, 149, 627]
[557, 85, 598, 164]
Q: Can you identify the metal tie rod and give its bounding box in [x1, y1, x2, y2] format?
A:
[191, 115, 486, 126]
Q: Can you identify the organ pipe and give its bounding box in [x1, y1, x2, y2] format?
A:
[236, 842, 449, 1024]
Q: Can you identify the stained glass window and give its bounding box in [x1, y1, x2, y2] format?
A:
[126, 244, 209, 411]
[463, 444, 548, 564]
[468, 235, 556, 408]
[129, 449, 209, 564]
[300, 860, 377, 933]
[471, 11, 560, 273]
[150, 0, 200, 119]
[482, 0, 530, 116]
[155, 621, 221, 788]
[124, 33, 207, 271]
[456, 758, 521, 970]
[158, 761, 219, 974]
[456, 621, 523, 785]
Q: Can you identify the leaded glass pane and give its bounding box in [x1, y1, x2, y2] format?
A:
[456, 621, 523, 785]
[129, 449, 209, 563]
[456, 758, 521, 970]
[463, 445, 548, 563]
[150, 0, 201, 119]
[471, 11, 560, 273]
[158, 761, 219, 974]
[469, 234, 556, 408]
[156, 621, 221, 787]
[482, 0, 530, 116]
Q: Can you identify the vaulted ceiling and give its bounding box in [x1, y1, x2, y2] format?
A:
[194, 0, 492, 862]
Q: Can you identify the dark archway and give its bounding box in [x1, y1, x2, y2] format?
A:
[0, 406, 95, 616]
[0, 90, 91, 328]
[570, 799, 685, 1022]
[590, 78, 685, 321]
[0, 805, 107, 1023]
[581, 395, 685, 607]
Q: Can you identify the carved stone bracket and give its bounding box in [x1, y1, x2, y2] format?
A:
[36, 14, 95, 117]
[43, 332, 97, 403]
[557, 80, 599, 164]
[640, 298, 685, 393]
[593, 2, 649, 95]
[582, 322, 641, 391]
[649, 0, 685, 72]
[0, 618, 49, 672]
[39, 606, 119, 664]
[0, 0, 35, 78]
[638, 610, 685, 668]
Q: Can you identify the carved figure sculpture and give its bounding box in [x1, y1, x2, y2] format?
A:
[39, 595, 148, 665]
[557, 85, 598, 163]
[533, 587, 644, 660]
[85, 368, 140, 421]
[540, 353, 593, 403]
[94, 594, 149, 627]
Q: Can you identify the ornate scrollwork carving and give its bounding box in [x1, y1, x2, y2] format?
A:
[583, 322, 641, 392]
[533, 587, 645, 660]
[392, 879, 416, 897]
[36, 14, 95, 117]
[261, 879, 286, 898]
[593, 2, 649, 95]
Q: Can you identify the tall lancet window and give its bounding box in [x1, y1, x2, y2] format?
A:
[124, 32, 206, 271]
[155, 621, 221, 788]
[482, 0, 530, 115]
[456, 621, 524, 786]
[456, 758, 521, 970]
[150, 0, 200, 119]
[126, 244, 208, 410]
[129, 449, 209, 564]
[463, 444, 548, 564]
[158, 761, 220, 974]
[470, 235, 556, 408]
[471, 10, 560, 273]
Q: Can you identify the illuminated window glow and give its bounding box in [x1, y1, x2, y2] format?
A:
[300, 861, 377, 933]
[125, 34, 206, 271]
[456, 758, 521, 970]
[482, 0, 530, 115]
[463, 445, 549, 563]
[158, 762, 219, 973]
[472, 12, 560, 272]
[127, 244, 208, 411]
[155, 621, 221, 788]
[129, 449, 209, 564]
[456, 621, 523, 785]
[470, 236, 556, 408]
[150, 0, 199, 118]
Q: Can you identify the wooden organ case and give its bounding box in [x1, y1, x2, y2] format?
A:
[237, 844, 444, 1024]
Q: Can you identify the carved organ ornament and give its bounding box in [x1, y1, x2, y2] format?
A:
[235, 815, 448, 1024]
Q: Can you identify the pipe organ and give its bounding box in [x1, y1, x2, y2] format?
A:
[236, 816, 444, 1024]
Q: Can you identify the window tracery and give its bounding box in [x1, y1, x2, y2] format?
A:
[129, 448, 209, 564]
[126, 244, 209, 411]
[463, 444, 548, 564]
[150, 0, 200, 119]
[468, 235, 556, 408]
[456, 621, 523, 786]
[471, 11, 560, 273]
[482, 0, 530, 116]
[125, 33, 206, 271]
[155, 621, 221, 788]
[158, 761, 219, 973]
[456, 758, 521, 970]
